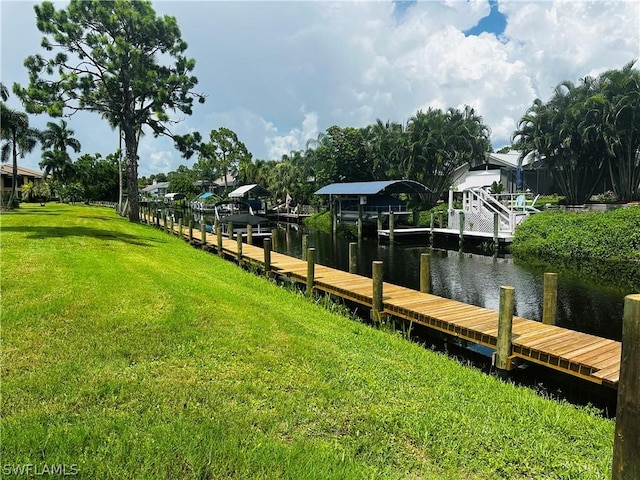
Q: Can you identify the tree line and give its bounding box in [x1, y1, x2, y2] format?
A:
[2, 1, 638, 217]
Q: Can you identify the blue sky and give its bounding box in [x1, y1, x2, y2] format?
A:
[465, 0, 506, 37]
[1, 0, 638, 176]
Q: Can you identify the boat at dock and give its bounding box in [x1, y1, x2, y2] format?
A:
[212, 199, 271, 240]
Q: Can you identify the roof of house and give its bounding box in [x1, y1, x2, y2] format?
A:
[315, 180, 430, 196]
[140, 181, 169, 193]
[0, 164, 44, 178]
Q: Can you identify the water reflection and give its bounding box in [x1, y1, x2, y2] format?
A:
[277, 225, 627, 341]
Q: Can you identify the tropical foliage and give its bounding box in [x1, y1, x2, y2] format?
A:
[235, 106, 492, 208]
[195, 127, 252, 191]
[1, 84, 40, 207]
[39, 120, 81, 184]
[513, 61, 640, 203]
[512, 206, 640, 290]
[15, 0, 204, 222]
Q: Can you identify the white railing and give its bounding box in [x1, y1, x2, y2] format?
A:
[448, 188, 537, 235]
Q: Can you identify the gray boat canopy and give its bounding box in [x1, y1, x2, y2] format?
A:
[315, 180, 430, 196]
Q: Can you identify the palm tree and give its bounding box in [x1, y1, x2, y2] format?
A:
[1, 105, 40, 206]
[39, 149, 75, 183]
[406, 107, 491, 205]
[514, 79, 607, 204]
[595, 61, 640, 201]
[0, 82, 8, 102]
[40, 119, 81, 156]
[39, 119, 81, 189]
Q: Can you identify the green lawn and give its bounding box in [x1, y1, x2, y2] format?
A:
[1, 203, 614, 479]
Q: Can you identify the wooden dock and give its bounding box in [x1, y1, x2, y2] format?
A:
[158, 215, 621, 388]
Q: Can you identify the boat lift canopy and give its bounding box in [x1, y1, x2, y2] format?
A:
[314, 180, 430, 196]
[228, 184, 271, 198]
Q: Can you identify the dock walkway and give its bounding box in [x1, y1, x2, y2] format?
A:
[162, 216, 621, 388]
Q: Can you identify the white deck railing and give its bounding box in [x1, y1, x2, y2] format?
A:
[448, 188, 537, 235]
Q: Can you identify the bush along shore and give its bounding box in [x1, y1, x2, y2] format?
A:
[511, 205, 640, 291]
[1, 203, 616, 479]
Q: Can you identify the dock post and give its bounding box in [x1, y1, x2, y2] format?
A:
[542, 273, 558, 325]
[247, 224, 253, 245]
[188, 220, 193, 243]
[216, 226, 223, 257]
[271, 228, 278, 252]
[332, 207, 337, 236]
[372, 261, 384, 324]
[420, 253, 431, 294]
[170, 216, 174, 235]
[430, 212, 435, 244]
[236, 233, 243, 263]
[495, 286, 515, 371]
[613, 294, 640, 480]
[200, 221, 206, 246]
[349, 242, 357, 274]
[493, 213, 499, 252]
[263, 238, 272, 276]
[357, 202, 363, 239]
[389, 212, 395, 243]
[179, 218, 183, 239]
[377, 214, 383, 234]
[302, 234, 308, 261]
[458, 212, 465, 249]
[306, 248, 315, 296]
[228, 222, 234, 240]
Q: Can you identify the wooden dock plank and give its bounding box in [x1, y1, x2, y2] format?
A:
[155, 220, 622, 388]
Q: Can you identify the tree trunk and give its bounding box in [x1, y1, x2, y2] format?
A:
[124, 127, 140, 222]
[9, 132, 18, 206]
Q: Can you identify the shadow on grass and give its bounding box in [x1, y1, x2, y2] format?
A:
[1, 225, 164, 247]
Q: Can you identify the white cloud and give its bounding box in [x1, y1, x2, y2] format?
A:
[2, 0, 638, 176]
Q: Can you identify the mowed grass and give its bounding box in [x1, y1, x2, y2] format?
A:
[1, 204, 614, 479]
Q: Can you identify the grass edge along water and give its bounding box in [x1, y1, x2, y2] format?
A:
[1, 203, 614, 479]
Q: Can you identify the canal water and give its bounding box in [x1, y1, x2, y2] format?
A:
[274, 224, 634, 414]
[275, 224, 630, 342]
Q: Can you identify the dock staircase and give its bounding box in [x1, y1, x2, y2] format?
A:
[448, 188, 539, 237]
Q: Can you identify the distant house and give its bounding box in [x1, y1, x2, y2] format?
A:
[452, 151, 617, 195]
[140, 180, 169, 198]
[193, 174, 237, 196]
[0, 164, 44, 200]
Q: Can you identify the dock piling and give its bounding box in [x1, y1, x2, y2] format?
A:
[389, 212, 395, 243]
[306, 248, 315, 296]
[302, 234, 308, 261]
[188, 220, 193, 243]
[613, 294, 640, 480]
[543, 273, 558, 325]
[271, 228, 278, 252]
[372, 261, 384, 324]
[349, 242, 357, 274]
[493, 213, 499, 252]
[420, 253, 431, 294]
[228, 222, 234, 240]
[179, 218, 183, 239]
[495, 286, 515, 371]
[200, 221, 206, 246]
[263, 238, 271, 276]
[216, 226, 223, 257]
[237, 233, 243, 262]
[458, 212, 465, 249]
[247, 224, 253, 245]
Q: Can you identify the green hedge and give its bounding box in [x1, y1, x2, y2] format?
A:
[512, 206, 640, 289]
